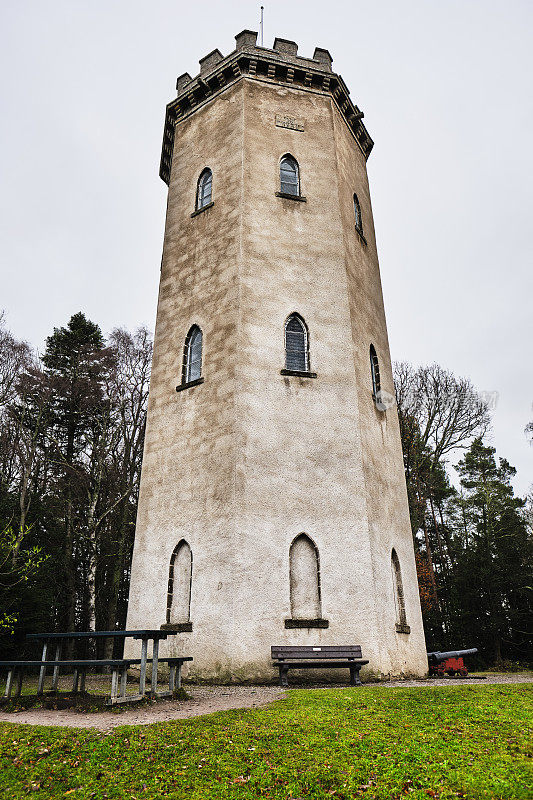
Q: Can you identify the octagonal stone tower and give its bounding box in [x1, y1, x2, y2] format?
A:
[125, 31, 428, 681]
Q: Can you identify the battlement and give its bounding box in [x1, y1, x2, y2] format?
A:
[160, 31, 373, 184]
[176, 31, 333, 97]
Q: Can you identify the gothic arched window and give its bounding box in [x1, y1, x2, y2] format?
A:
[196, 168, 212, 210]
[370, 344, 381, 398]
[167, 540, 192, 624]
[182, 325, 203, 383]
[391, 548, 408, 632]
[280, 155, 300, 196]
[354, 193, 363, 234]
[289, 534, 321, 620]
[285, 314, 309, 372]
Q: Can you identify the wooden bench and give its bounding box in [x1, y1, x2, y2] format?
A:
[0, 657, 192, 705]
[271, 646, 368, 687]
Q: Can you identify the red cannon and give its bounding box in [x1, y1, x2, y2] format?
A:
[427, 648, 478, 677]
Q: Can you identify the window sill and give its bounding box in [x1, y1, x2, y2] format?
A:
[191, 201, 214, 218]
[395, 623, 411, 634]
[176, 377, 204, 392]
[285, 618, 329, 629]
[161, 623, 193, 633]
[275, 192, 307, 202]
[355, 227, 367, 246]
[281, 369, 317, 379]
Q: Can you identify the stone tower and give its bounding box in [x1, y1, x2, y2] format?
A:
[125, 31, 428, 681]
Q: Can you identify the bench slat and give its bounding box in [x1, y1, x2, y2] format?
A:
[0, 657, 193, 668]
[272, 660, 368, 669]
[272, 645, 362, 650]
[0, 660, 139, 667]
[271, 646, 362, 660]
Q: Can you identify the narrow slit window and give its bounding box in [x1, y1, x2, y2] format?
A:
[196, 168, 212, 210]
[285, 314, 309, 372]
[391, 549, 407, 629]
[182, 325, 203, 383]
[354, 193, 363, 234]
[370, 344, 381, 398]
[280, 155, 300, 196]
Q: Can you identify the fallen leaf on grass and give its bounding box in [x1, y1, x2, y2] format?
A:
[233, 776, 250, 783]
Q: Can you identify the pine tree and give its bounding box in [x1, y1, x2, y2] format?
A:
[449, 438, 533, 663]
[42, 313, 109, 636]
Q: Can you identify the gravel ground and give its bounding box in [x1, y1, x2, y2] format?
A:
[0, 673, 530, 731]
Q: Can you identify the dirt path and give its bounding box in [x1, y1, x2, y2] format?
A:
[0, 674, 530, 731]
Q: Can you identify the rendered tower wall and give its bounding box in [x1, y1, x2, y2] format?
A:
[125, 32, 428, 681]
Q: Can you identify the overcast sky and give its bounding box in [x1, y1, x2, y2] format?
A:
[1, 0, 531, 494]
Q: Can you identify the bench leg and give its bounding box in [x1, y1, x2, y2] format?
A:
[279, 665, 289, 688]
[169, 665, 176, 694]
[72, 669, 79, 693]
[52, 644, 61, 691]
[110, 668, 119, 702]
[150, 638, 159, 696]
[15, 668, 24, 698]
[79, 670, 87, 694]
[120, 667, 128, 698]
[37, 641, 48, 696]
[349, 666, 362, 687]
[139, 639, 148, 697]
[176, 662, 182, 690]
[5, 668, 14, 698]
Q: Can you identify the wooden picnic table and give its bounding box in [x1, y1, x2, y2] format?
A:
[26, 630, 181, 700]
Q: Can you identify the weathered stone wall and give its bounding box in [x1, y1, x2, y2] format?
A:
[126, 68, 428, 681]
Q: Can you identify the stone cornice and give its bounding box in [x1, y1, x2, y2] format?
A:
[160, 32, 374, 185]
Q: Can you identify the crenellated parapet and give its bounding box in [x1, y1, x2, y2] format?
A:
[160, 30, 373, 184]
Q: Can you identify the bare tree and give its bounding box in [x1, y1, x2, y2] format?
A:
[100, 327, 151, 650]
[394, 362, 491, 613]
[0, 313, 32, 407]
[394, 362, 490, 462]
[9, 366, 52, 561]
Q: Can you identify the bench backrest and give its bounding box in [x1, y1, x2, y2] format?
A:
[271, 645, 363, 660]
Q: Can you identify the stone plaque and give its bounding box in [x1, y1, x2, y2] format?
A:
[275, 114, 304, 132]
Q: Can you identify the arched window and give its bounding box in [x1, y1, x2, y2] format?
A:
[182, 325, 203, 383]
[167, 540, 192, 624]
[391, 549, 408, 631]
[289, 534, 321, 620]
[370, 344, 381, 398]
[196, 168, 212, 210]
[353, 193, 363, 234]
[284, 314, 309, 372]
[280, 155, 299, 196]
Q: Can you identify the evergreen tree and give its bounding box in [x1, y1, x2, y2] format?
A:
[42, 313, 109, 636]
[448, 439, 533, 663]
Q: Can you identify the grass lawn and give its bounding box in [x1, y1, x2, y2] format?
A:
[0, 684, 531, 799]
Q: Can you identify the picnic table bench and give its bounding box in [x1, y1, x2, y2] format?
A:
[0, 657, 192, 704]
[0, 630, 192, 705]
[271, 645, 368, 687]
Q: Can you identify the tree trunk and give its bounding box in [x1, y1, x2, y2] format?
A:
[103, 498, 131, 658]
[64, 492, 76, 657]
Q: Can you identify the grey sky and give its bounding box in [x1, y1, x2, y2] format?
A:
[1, 0, 532, 493]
